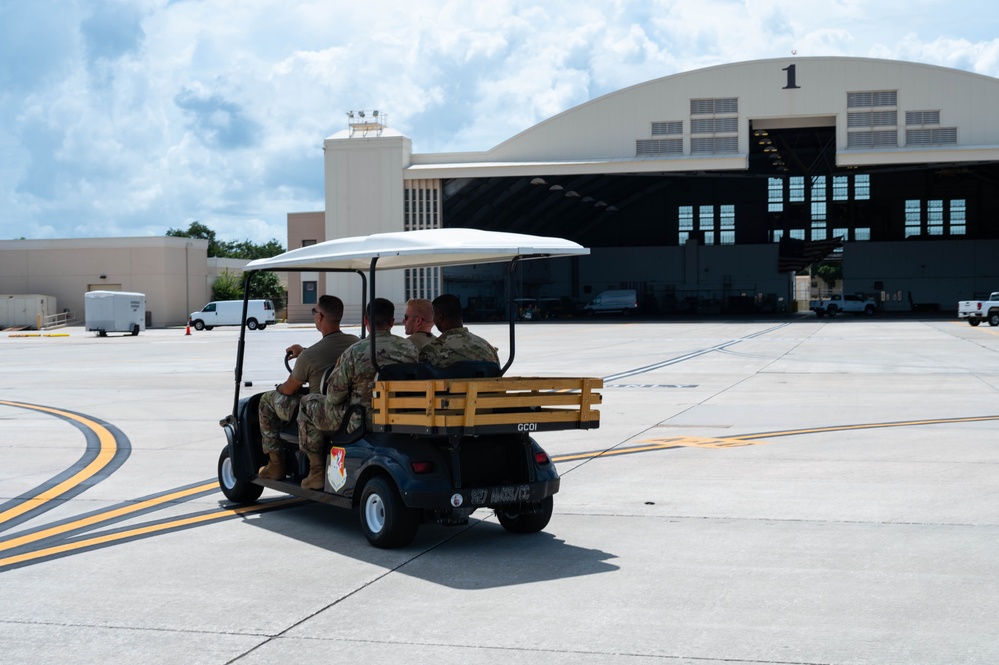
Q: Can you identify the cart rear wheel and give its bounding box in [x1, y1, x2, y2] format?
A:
[218, 446, 263, 504]
[496, 496, 553, 534]
[359, 476, 418, 548]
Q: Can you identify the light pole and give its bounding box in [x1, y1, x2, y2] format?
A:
[185, 241, 192, 320]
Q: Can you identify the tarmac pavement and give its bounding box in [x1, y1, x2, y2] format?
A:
[1, 317, 998, 664]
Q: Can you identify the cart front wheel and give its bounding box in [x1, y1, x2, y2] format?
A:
[218, 446, 263, 504]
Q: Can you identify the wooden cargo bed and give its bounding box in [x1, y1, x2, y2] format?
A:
[371, 376, 602, 436]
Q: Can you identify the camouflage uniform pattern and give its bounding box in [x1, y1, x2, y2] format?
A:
[258, 390, 299, 453]
[258, 330, 358, 453]
[418, 326, 499, 367]
[297, 331, 419, 453]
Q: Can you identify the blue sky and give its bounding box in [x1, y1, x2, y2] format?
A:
[2, 0, 998, 245]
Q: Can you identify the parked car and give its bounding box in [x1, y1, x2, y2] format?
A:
[217, 228, 603, 548]
[583, 289, 638, 316]
[957, 291, 999, 326]
[810, 294, 877, 317]
[190, 299, 276, 331]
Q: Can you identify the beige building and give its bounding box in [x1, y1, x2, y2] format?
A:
[0, 237, 250, 327]
[284, 211, 325, 324]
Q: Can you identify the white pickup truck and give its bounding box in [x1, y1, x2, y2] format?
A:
[957, 292, 999, 327]
[810, 294, 877, 318]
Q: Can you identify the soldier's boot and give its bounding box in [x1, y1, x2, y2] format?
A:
[301, 452, 325, 490]
[257, 451, 285, 480]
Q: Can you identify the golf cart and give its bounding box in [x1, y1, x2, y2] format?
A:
[217, 228, 602, 548]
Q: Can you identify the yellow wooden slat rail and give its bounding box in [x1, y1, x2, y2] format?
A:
[371, 376, 602, 433]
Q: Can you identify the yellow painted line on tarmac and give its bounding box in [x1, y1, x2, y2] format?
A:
[0, 482, 217, 553]
[0, 498, 303, 568]
[0, 401, 118, 527]
[737, 414, 999, 440]
[553, 440, 684, 462]
[639, 435, 767, 449]
[950, 321, 999, 335]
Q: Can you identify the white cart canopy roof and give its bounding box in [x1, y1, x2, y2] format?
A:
[246, 228, 589, 272]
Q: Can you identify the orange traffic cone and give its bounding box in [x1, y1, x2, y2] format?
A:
[185, 320, 191, 336]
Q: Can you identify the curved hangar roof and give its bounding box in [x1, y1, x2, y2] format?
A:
[408, 56, 999, 178]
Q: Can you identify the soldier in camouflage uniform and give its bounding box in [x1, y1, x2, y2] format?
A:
[403, 298, 436, 350]
[297, 298, 418, 489]
[419, 293, 500, 367]
[257, 295, 358, 482]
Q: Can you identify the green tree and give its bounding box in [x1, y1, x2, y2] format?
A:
[815, 262, 842, 289]
[211, 270, 286, 310]
[220, 238, 286, 259]
[167, 221, 226, 257]
[166, 221, 285, 259]
[172, 221, 287, 310]
[247, 271, 285, 310]
[211, 269, 243, 301]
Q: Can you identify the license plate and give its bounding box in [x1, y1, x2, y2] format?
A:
[469, 484, 532, 505]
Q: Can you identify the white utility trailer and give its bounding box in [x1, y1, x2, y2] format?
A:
[85, 291, 146, 336]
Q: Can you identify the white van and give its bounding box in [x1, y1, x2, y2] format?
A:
[190, 300, 276, 331]
[583, 289, 638, 316]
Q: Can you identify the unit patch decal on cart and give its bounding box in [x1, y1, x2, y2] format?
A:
[327, 447, 347, 491]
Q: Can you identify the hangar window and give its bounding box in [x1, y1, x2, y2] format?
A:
[681, 204, 737, 246]
[951, 200, 966, 235]
[678, 206, 693, 245]
[848, 91, 897, 108]
[855, 175, 870, 200]
[927, 200, 945, 235]
[811, 176, 827, 241]
[848, 110, 897, 128]
[691, 136, 738, 153]
[690, 98, 738, 114]
[905, 199, 922, 237]
[652, 121, 683, 135]
[903, 198, 966, 238]
[847, 90, 898, 149]
[404, 181, 442, 300]
[768, 178, 784, 212]
[789, 176, 805, 202]
[848, 129, 898, 148]
[699, 205, 715, 247]
[832, 176, 849, 201]
[637, 139, 683, 155]
[906, 128, 957, 145]
[719, 205, 735, 245]
[906, 111, 940, 125]
[690, 98, 738, 154]
[691, 118, 738, 133]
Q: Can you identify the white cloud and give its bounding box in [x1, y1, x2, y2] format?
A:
[1, 0, 998, 244]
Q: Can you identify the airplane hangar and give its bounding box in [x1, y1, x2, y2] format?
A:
[296, 57, 999, 321]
